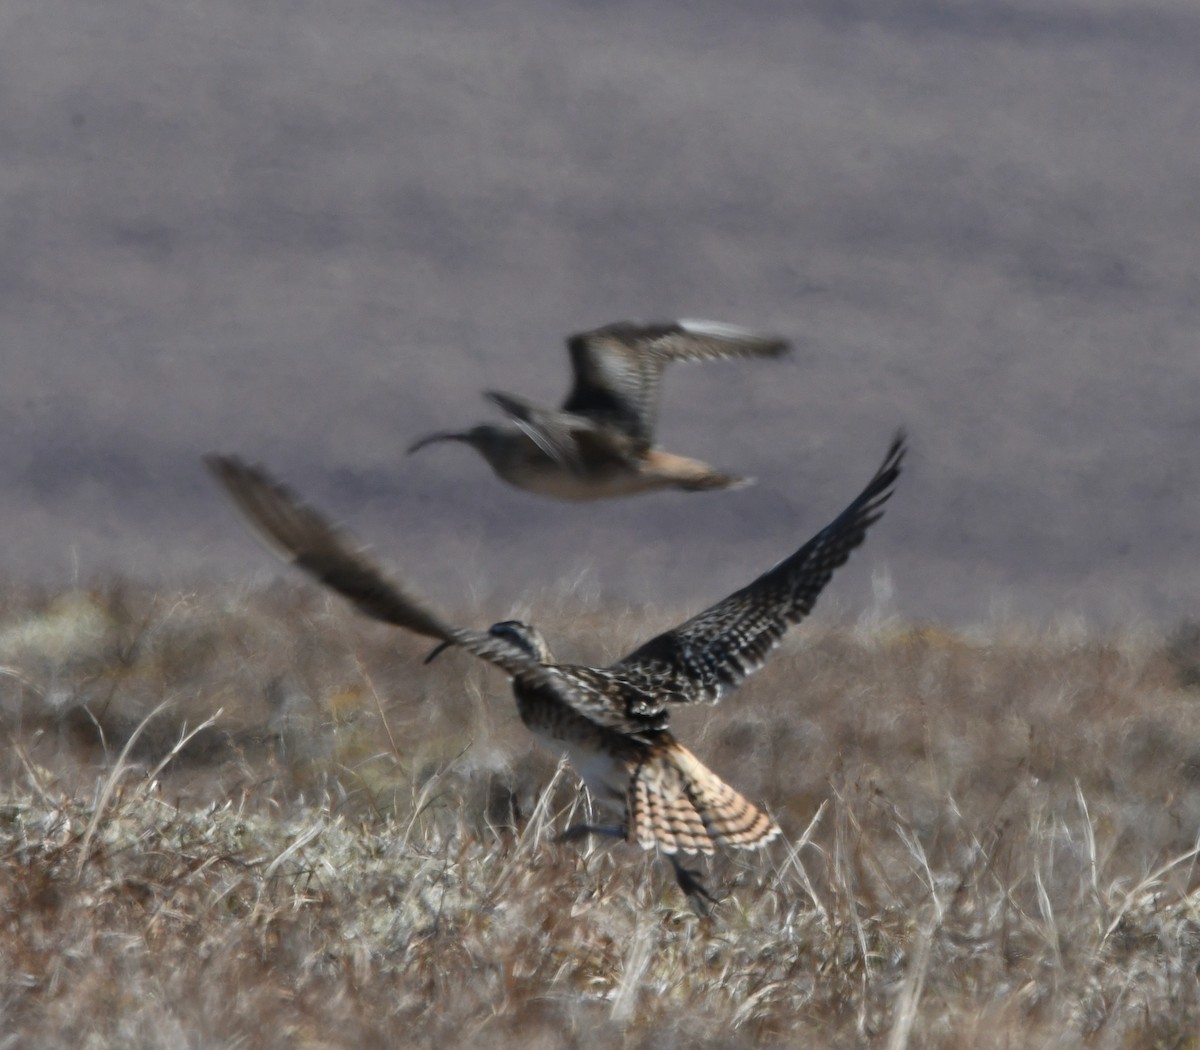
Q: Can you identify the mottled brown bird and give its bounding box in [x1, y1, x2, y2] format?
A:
[407, 319, 790, 500]
[206, 433, 904, 903]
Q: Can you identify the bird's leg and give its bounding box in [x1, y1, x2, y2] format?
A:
[559, 822, 626, 843]
[669, 854, 718, 915]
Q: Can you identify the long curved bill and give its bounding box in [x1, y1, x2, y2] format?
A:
[423, 639, 456, 664]
[406, 431, 473, 455]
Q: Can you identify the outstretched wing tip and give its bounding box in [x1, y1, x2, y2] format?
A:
[675, 318, 790, 354]
[868, 429, 908, 490]
[204, 452, 279, 500]
[611, 429, 908, 707]
[202, 450, 239, 481]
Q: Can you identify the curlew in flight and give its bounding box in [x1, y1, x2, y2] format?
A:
[407, 319, 790, 500]
[206, 433, 904, 904]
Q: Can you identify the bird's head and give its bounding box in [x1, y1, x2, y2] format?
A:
[423, 619, 554, 667]
[486, 620, 554, 664]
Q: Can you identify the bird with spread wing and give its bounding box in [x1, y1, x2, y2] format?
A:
[407, 319, 790, 500]
[206, 432, 904, 904]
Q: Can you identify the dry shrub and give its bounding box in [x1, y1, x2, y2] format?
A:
[1, 581, 1200, 1047]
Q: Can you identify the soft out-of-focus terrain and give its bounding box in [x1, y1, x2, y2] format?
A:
[2, 0, 1200, 625]
[4, 581, 1200, 1046]
[7, 3, 1200, 1044]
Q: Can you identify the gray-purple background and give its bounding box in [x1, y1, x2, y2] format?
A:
[3, 0, 1198, 627]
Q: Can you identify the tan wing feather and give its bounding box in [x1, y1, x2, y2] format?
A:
[627, 740, 780, 855]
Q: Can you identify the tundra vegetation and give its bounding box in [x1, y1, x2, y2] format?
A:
[2, 580, 1199, 1048]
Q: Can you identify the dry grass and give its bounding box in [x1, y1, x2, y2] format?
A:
[3, 580, 1200, 1048]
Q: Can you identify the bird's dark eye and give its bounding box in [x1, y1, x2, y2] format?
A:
[489, 621, 534, 654]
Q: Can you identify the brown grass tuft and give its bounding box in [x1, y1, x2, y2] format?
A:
[2, 581, 1200, 1046]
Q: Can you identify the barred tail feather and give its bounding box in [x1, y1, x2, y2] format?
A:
[628, 743, 780, 855]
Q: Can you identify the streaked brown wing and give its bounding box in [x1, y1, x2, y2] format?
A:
[205, 454, 663, 732]
[562, 319, 790, 448]
[205, 455, 458, 641]
[611, 432, 906, 713]
[550, 665, 671, 736]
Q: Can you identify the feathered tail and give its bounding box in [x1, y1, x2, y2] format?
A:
[627, 741, 780, 855]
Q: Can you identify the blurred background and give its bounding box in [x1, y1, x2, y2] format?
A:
[2, 0, 1197, 627]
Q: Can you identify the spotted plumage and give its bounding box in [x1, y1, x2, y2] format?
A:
[206, 432, 904, 900]
[407, 319, 791, 500]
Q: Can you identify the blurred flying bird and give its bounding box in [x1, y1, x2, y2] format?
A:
[407, 319, 790, 500]
[206, 432, 904, 905]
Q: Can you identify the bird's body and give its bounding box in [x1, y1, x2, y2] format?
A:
[469, 438, 738, 501]
[408, 319, 790, 500]
[206, 432, 905, 901]
[513, 676, 644, 805]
